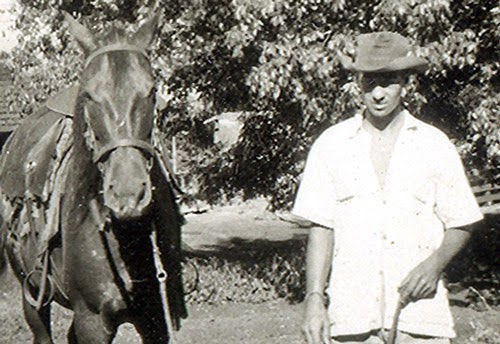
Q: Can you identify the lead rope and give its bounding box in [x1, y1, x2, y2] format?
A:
[150, 223, 177, 344]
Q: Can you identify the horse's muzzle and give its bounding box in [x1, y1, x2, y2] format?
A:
[104, 177, 153, 220]
[101, 147, 154, 220]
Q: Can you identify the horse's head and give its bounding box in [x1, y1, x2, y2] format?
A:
[65, 13, 161, 220]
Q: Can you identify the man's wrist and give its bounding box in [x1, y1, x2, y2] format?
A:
[305, 291, 326, 303]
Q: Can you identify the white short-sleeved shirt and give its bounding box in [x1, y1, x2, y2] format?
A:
[293, 110, 483, 338]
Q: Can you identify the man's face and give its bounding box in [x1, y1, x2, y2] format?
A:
[359, 72, 406, 120]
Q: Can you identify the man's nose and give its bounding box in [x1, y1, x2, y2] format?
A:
[371, 86, 385, 101]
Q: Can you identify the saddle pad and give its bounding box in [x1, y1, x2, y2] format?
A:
[45, 85, 79, 117]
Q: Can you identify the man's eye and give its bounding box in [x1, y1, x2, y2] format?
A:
[364, 79, 377, 88]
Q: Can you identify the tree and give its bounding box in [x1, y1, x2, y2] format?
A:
[4, 0, 499, 209]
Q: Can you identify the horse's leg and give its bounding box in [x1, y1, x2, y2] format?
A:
[22, 297, 53, 344]
[67, 304, 117, 344]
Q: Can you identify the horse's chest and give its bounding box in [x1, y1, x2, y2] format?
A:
[68, 234, 134, 306]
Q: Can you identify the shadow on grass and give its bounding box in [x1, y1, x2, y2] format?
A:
[182, 234, 308, 304]
[183, 232, 307, 259]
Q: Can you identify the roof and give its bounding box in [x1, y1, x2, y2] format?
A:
[0, 62, 21, 132]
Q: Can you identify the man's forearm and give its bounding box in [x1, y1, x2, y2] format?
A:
[399, 226, 474, 301]
[430, 227, 472, 273]
[305, 226, 334, 296]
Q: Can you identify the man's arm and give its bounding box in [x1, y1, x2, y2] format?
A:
[302, 226, 334, 344]
[398, 226, 474, 303]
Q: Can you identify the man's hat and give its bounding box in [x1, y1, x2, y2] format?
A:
[339, 32, 428, 73]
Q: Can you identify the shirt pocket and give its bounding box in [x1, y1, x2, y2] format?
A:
[331, 173, 378, 234]
[332, 164, 375, 204]
[413, 182, 435, 210]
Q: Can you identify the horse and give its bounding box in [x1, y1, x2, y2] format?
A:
[0, 12, 187, 343]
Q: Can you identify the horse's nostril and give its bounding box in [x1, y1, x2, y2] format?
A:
[138, 188, 146, 202]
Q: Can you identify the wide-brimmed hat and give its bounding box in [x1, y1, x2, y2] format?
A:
[339, 32, 428, 73]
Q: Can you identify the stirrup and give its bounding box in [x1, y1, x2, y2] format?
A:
[22, 251, 55, 310]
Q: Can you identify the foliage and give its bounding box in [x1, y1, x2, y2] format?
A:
[156, 0, 499, 209]
[462, 320, 500, 344]
[447, 215, 500, 308]
[184, 240, 306, 303]
[3, 0, 499, 209]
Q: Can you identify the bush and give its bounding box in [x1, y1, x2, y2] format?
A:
[447, 215, 500, 308]
[184, 239, 306, 304]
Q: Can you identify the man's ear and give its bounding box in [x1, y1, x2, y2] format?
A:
[401, 86, 407, 98]
[63, 11, 97, 54]
[356, 72, 365, 91]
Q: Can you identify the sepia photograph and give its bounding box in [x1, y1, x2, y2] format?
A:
[0, 0, 498, 343]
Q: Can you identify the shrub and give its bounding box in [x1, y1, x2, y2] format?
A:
[184, 239, 306, 304]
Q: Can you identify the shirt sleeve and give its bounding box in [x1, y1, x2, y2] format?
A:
[434, 139, 484, 229]
[292, 138, 338, 229]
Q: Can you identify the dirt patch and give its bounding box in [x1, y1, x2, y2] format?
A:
[181, 198, 308, 254]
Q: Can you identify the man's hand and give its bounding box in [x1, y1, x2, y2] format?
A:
[398, 255, 442, 303]
[398, 228, 473, 304]
[302, 293, 331, 344]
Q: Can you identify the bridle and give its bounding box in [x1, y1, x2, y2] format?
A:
[84, 43, 149, 69]
[82, 44, 156, 164]
[84, 43, 178, 342]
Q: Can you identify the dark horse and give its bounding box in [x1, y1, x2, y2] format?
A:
[0, 12, 186, 343]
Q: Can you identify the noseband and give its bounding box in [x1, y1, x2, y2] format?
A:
[83, 44, 156, 163]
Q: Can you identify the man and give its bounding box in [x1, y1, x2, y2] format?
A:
[293, 32, 483, 344]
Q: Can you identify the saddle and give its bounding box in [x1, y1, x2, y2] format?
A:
[0, 86, 78, 202]
[0, 87, 78, 309]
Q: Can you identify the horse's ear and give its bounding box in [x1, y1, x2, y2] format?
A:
[63, 11, 97, 54]
[131, 12, 162, 49]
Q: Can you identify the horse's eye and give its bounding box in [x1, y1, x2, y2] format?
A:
[148, 88, 156, 99]
[81, 94, 95, 106]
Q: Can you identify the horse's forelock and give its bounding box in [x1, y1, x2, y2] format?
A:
[94, 26, 135, 49]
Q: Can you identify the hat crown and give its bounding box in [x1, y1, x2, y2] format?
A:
[343, 31, 428, 73]
[357, 32, 411, 64]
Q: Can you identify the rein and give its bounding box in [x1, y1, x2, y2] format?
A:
[91, 202, 177, 344]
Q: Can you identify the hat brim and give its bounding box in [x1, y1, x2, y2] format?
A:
[340, 54, 429, 73]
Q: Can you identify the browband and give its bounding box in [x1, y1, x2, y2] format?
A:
[84, 44, 149, 69]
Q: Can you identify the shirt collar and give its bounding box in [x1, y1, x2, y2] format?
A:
[348, 109, 419, 139]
